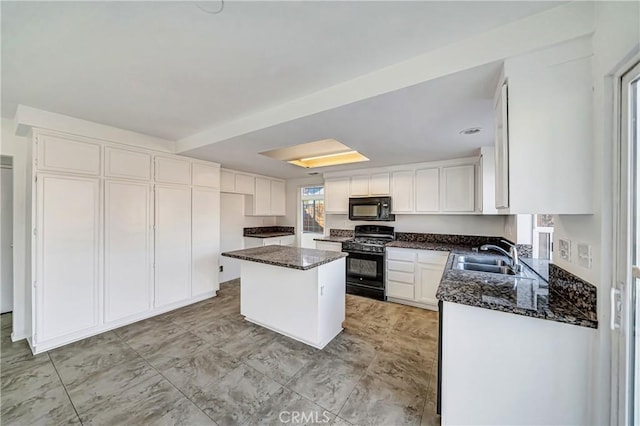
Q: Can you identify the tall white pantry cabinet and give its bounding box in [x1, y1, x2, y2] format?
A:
[30, 130, 221, 353]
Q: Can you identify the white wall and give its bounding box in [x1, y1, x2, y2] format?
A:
[0, 117, 30, 340]
[220, 192, 276, 282]
[504, 214, 533, 245]
[552, 2, 639, 424]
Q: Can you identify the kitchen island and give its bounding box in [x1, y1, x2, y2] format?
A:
[221, 245, 348, 349]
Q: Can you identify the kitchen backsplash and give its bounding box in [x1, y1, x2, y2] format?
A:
[329, 229, 355, 238]
[548, 264, 598, 324]
[243, 226, 294, 236]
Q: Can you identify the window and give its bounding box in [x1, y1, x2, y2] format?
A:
[301, 186, 324, 234]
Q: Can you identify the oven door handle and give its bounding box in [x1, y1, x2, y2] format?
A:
[343, 250, 385, 256]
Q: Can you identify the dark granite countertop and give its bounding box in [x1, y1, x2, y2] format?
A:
[244, 232, 295, 239]
[313, 236, 353, 243]
[221, 245, 348, 271]
[520, 258, 550, 281]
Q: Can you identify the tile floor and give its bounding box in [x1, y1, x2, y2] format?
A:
[0, 280, 440, 425]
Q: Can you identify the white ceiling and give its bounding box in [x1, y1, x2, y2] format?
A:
[182, 61, 502, 178]
[2, 1, 563, 141]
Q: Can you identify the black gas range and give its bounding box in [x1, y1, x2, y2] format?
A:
[341, 225, 394, 300]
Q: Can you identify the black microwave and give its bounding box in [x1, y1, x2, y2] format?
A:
[348, 197, 395, 221]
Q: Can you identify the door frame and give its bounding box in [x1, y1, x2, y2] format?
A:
[612, 55, 640, 426]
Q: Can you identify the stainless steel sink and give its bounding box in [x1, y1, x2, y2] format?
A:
[453, 262, 517, 275]
[456, 255, 508, 266]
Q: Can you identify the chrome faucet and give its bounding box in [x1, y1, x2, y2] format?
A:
[480, 240, 522, 273]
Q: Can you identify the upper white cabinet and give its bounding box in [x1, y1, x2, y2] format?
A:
[253, 177, 271, 216]
[270, 180, 286, 216]
[36, 174, 101, 342]
[349, 173, 390, 197]
[325, 178, 350, 214]
[440, 164, 475, 212]
[391, 171, 414, 213]
[105, 147, 151, 181]
[220, 169, 235, 192]
[496, 37, 593, 214]
[221, 168, 285, 216]
[415, 167, 439, 213]
[235, 174, 255, 195]
[155, 156, 191, 185]
[192, 188, 220, 297]
[192, 163, 220, 188]
[104, 180, 152, 323]
[37, 134, 101, 176]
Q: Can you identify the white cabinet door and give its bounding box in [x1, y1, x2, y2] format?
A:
[220, 170, 235, 192]
[391, 171, 415, 213]
[192, 188, 220, 297]
[494, 83, 510, 209]
[37, 134, 101, 176]
[370, 173, 390, 195]
[155, 157, 191, 185]
[105, 147, 151, 181]
[325, 178, 350, 213]
[36, 174, 100, 342]
[155, 185, 191, 307]
[416, 264, 445, 306]
[192, 163, 220, 188]
[254, 177, 272, 215]
[441, 164, 475, 212]
[270, 180, 286, 216]
[415, 167, 440, 212]
[279, 235, 295, 246]
[104, 180, 152, 323]
[235, 174, 255, 195]
[350, 175, 370, 196]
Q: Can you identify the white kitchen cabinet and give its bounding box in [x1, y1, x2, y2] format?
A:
[155, 156, 191, 185]
[386, 247, 447, 310]
[391, 171, 414, 213]
[192, 163, 220, 188]
[37, 134, 101, 176]
[415, 167, 440, 212]
[105, 147, 151, 181]
[325, 178, 350, 213]
[104, 180, 152, 323]
[235, 174, 255, 195]
[350, 175, 370, 196]
[244, 234, 295, 249]
[270, 180, 286, 216]
[369, 173, 390, 195]
[440, 164, 475, 212]
[36, 174, 101, 342]
[494, 83, 510, 210]
[315, 241, 343, 252]
[478, 146, 498, 214]
[252, 177, 272, 216]
[220, 169, 235, 192]
[192, 188, 220, 297]
[154, 185, 192, 308]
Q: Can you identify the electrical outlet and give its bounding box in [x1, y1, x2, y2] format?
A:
[558, 239, 571, 262]
[219, 265, 223, 272]
[577, 243, 592, 268]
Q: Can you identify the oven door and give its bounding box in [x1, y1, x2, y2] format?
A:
[349, 200, 381, 221]
[345, 251, 384, 289]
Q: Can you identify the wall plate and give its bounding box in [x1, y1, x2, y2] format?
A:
[577, 243, 592, 268]
[558, 238, 571, 262]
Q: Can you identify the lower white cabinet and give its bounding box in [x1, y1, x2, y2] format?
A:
[104, 180, 152, 323]
[154, 185, 192, 308]
[36, 174, 101, 342]
[386, 247, 448, 310]
[192, 188, 220, 297]
[244, 235, 295, 249]
[315, 241, 343, 252]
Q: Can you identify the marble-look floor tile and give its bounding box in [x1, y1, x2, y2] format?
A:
[154, 398, 216, 426]
[191, 363, 282, 426]
[119, 319, 189, 357]
[392, 311, 439, 340]
[142, 331, 209, 370]
[332, 417, 355, 426]
[341, 319, 392, 348]
[421, 400, 441, 426]
[247, 387, 335, 426]
[1, 383, 81, 426]
[243, 335, 317, 384]
[157, 345, 240, 400]
[287, 352, 367, 413]
[339, 375, 425, 426]
[367, 352, 432, 396]
[321, 331, 377, 368]
[0, 333, 35, 366]
[1, 357, 64, 407]
[217, 323, 279, 359]
[191, 315, 255, 346]
[49, 331, 140, 388]
[379, 332, 437, 365]
[0, 313, 12, 331]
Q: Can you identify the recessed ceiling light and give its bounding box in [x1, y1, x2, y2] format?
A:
[459, 127, 482, 135]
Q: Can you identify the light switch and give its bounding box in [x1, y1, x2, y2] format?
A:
[577, 243, 592, 268]
[558, 239, 571, 262]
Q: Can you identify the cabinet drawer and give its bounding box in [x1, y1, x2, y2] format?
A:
[386, 249, 417, 262]
[417, 251, 449, 265]
[105, 147, 151, 180]
[155, 157, 190, 185]
[387, 270, 414, 284]
[387, 281, 414, 300]
[37, 134, 101, 175]
[387, 260, 415, 273]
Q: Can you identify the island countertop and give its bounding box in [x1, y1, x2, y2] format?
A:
[221, 245, 348, 271]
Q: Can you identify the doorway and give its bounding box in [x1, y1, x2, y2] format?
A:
[299, 186, 325, 248]
[1, 155, 13, 314]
